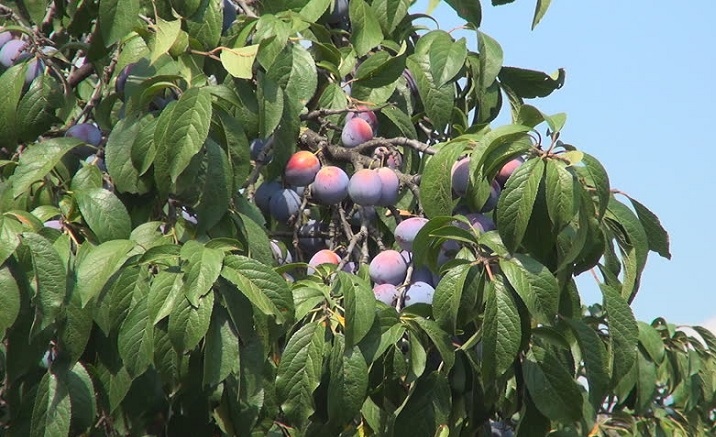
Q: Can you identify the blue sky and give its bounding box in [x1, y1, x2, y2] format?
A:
[412, 1, 716, 327]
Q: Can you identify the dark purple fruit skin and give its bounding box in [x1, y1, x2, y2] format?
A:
[311, 166, 349, 205]
[250, 138, 268, 161]
[411, 266, 436, 287]
[479, 180, 502, 212]
[375, 167, 399, 206]
[394, 217, 428, 251]
[327, 0, 349, 23]
[269, 188, 301, 223]
[65, 123, 102, 146]
[348, 169, 382, 206]
[451, 157, 470, 197]
[369, 250, 408, 286]
[464, 213, 496, 232]
[299, 219, 328, 254]
[254, 180, 283, 213]
[115, 63, 135, 95]
[222, 0, 237, 34]
[284, 151, 321, 186]
[341, 117, 374, 148]
[0, 39, 27, 68]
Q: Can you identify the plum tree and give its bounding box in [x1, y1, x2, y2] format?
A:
[341, 117, 374, 147]
[369, 249, 408, 285]
[347, 168, 382, 205]
[0, 39, 27, 67]
[284, 150, 321, 186]
[394, 217, 428, 251]
[269, 188, 302, 223]
[311, 165, 349, 204]
[375, 167, 400, 206]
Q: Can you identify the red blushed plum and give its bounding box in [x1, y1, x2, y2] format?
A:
[284, 150, 321, 186]
[394, 217, 428, 251]
[0, 39, 27, 67]
[341, 117, 374, 148]
[308, 249, 341, 273]
[270, 240, 293, 265]
[254, 180, 282, 213]
[480, 180, 502, 212]
[269, 188, 302, 223]
[404, 281, 435, 307]
[348, 169, 383, 206]
[369, 250, 408, 285]
[311, 166, 349, 205]
[346, 106, 379, 133]
[373, 283, 399, 306]
[451, 157, 471, 197]
[496, 157, 525, 187]
[65, 123, 102, 146]
[375, 167, 400, 206]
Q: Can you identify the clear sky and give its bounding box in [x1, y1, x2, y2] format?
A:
[412, 1, 716, 327]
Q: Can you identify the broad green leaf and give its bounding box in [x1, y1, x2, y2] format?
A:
[17, 73, 64, 143]
[393, 372, 451, 434]
[407, 52, 454, 132]
[444, 0, 481, 27]
[605, 197, 649, 301]
[420, 142, 466, 218]
[627, 195, 671, 259]
[267, 43, 318, 110]
[601, 284, 638, 386]
[545, 160, 579, 231]
[96, 264, 149, 334]
[432, 263, 471, 333]
[0, 215, 23, 265]
[350, 0, 384, 56]
[354, 51, 406, 88]
[221, 255, 294, 323]
[30, 372, 71, 437]
[523, 345, 583, 422]
[637, 321, 665, 365]
[155, 87, 212, 183]
[327, 335, 369, 426]
[118, 294, 154, 377]
[94, 363, 132, 413]
[76, 240, 135, 306]
[425, 31, 467, 88]
[203, 306, 240, 387]
[180, 240, 224, 307]
[412, 317, 455, 372]
[99, 0, 140, 46]
[478, 31, 503, 89]
[580, 153, 610, 219]
[482, 277, 522, 384]
[235, 213, 273, 265]
[75, 188, 132, 242]
[337, 272, 376, 348]
[636, 351, 657, 413]
[148, 269, 183, 324]
[186, 0, 222, 49]
[564, 317, 610, 409]
[0, 265, 21, 336]
[532, 0, 552, 29]
[22, 232, 67, 331]
[496, 157, 544, 252]
[498, 66, 565, 99]
[357, 307, 405, 364]
[299, 0, 332, 22]
[499, 254, 559, 325]
[221, 45, 260, 79]
[105, 113, 152, 194]
[407, 331, 427, 380]
[257, 72, 284, 137]
[0, 63, 27, 149]
[372, 0, 410, 33]
[276, 322, 326, 429]
[168, 291, 214, 352]
[60, 286, 93, 365]
[196, 139, 232, 233]
[71, 163, 103, 191]
[149, 18, 182, 63]
[11, 138, 83, 198]
[65, 363, 97, 434]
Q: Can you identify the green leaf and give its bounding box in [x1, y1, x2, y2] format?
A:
[11, 138, 83, 198]
[65, 363, 97, 434]
[372, 0, 410, 33]
[30, 372, 71, 437]
[604, 197, 649, 301]
[267, 43, 318, 111]
[545, 160, 579, 231]
[221, 45, 260, 79]
[186, 0, 222, 49]
[75, 240, 135, 306]
[637, 321, 665, 365]
[564, 317, 610, 408]
[354, 52, 406, 88]
[337, 272, 376, 349]
[478, 31, 503, 90]
[75, 188, 132, 242]
[532, 0, 552, 29]
[17, 74, 64, 143]
[220, 255, 294, 323]
[105, 113, 152, 194]
[496, 157, 544, 252]
[202, 306, 240, 387]
[412, 317, 455, 372]
[580, 153, 610, 220]
[149, 18, 181, 63]
[350, 0, 384, 56]
[420, 141, 466, 218]
[180, 240, 224, 307]
[482, 277, 522, 384]
[99, 0, 140, 46]
[0, 63, 27, 149]
[0, 265, 21, 336]
[196, 139, 232, 233]
[601, 284, 638, 386]
[444, 0, 481, 27]
[327, 335, 369, 426]
[118, 294, 154, 377]
[148, 269, 183, 324]
[168, 291, 214, 352]
[498, 66, 565, 99]
[155, 87, 212, 183]
[60, 286, 93, 365]
[523, 345, 583, 423]
[22, 232, 67, 331]
[432, 264, 471, 333]
[393, 372, 452, 435]
[499, 254, 559, 325]
[0, 215, 23, 265]
[626, 195, 671, 259]
[276, 322, 326, 429]
[407, 42, 455, 131]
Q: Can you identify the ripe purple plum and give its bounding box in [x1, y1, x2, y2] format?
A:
[299, 219, 328, 254]
[496, 157, 525, 187]
[311, 166, 349, 204]
[346, 106, 379, 134]
[284, 150, 321, 186]
[222, 0, 237, 34]
[0, 32, 13, 48]
[327, 0, 349, 23]
[250, 138, 269, 161]
[308, 249, 341, 272]
[373, 283, 399, 306]
[254, 180, 282, 214]
[404, 281, 435, 307]
[43, 220, 62, 230]
[341, 117, 374, 148]
[464, 213, 496, 233]
[412, 266, 436, 287]
[65, 123, 102, 146]
[270, 240, 293, 265]
[451, 157, 471, 197]
[369, 249, 408, 285]
[375, 167, 400, 206]
[115, 63, 135, 95]
[0, 39, 27, 67]
[394, 217, 428, 251]
[373, 146, 403, 169]
[269, 188, 301, 223]
[402, 69, 418, 95]
[348, 168, 383, 206]
[479, 180, 502, 212]
[24, 57, 44, 84]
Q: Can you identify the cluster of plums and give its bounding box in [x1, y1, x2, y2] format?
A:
[0, 30, 45, 84]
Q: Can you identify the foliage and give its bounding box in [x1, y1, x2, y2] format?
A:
[0, 0, 710, 436]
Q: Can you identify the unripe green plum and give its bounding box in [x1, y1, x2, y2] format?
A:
[404, 281, 435, 306]
[373, 283, 399, 306]
[375, 167, 400, 206]
[341, 117, 374, 148]
[65, 123, 102, 146]
[496, 157, 525, 187]
[0, 39, 27, 67]
[348, 168, 382, 206]
[311, 166, 349, 204]
[394, 217, 428, 251]
[284, 150, 321, 186]
[369, 249, 408, 285]
[254, 180, 282, 213]
[269, 188, 302, 223]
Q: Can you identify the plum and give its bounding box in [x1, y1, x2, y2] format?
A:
[181, 209, 198, 225]
[270, 240, 293, 265]
[369, 249, 408, 285]
[222, 0, 237, 34]
[373, 283, 399, 306]
[24, 57, 44, 84]
[350, 205, 376, 226]
[299, 219, 328, 254]
[254, 180, 283, 213]
[373, 146, 403, 170]
[115, 63, 135, 95]
[0, 31, 13, 48]
[404, 281, 435, 306]
[394, 217, 428, 251]
[341, 117, 374, 148]
[496, 157, 525, 187]
[308, 249, 341, 273]
[451, 157, 471, 197]
[402, 68, 418, 94]
[43, 220, 63, 230]
[65, 123, 102, 146]
[480, 180, 502, 212]
[0, 39, 27, 67]
[284, 150, 321, 186]
[250, 138, 269, 161]
[412, 266, 436, 287]
[348, 168, 382, 206]
[311, 165, 349, 205]
[327, 0, 349, 23]
[269, 188, 302, 223]
[346, 106, 378, 134]
[464, 213, 496, 233]
[375, 167, 400, 206]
